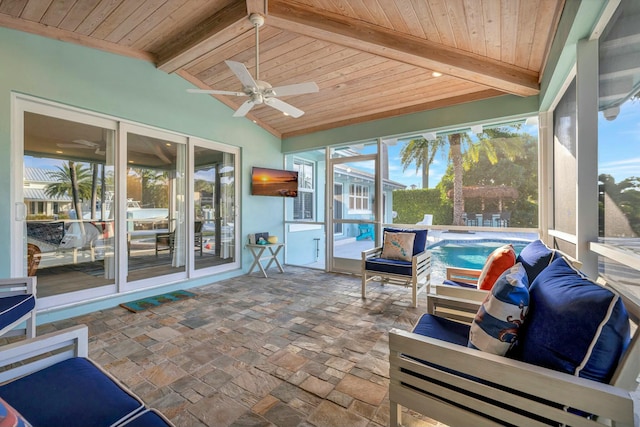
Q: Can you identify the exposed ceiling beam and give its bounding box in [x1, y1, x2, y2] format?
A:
[0, 13, 154, 63]
[157, 1, 252, 73]
[267, 0, 539, 97]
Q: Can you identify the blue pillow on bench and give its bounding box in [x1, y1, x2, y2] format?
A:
[514, 257, 630, 383]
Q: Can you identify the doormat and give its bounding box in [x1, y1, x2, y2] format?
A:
[120, 290, 197, 313]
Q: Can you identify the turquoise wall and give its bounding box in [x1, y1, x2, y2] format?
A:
[0, 27, 286, 318]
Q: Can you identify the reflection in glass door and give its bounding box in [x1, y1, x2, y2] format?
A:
[193, 143, 237, 271]
[22, 111, 116, 299]
[330, 153, 377, 274]
[125, 129, 186, 282]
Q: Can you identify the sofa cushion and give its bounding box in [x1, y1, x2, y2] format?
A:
[468, 263, 529, 355]
[515, 239, 557, 285]
[0, 397, 31, 427]
[365, 258, 412, 276]
[412, 313, 470, 346]
[477, 244, 516, 290]
[515, 257, 630, 383]
[381, 231, 415, 261]
[0, 294, 36, 331]
[0, 357, 145, 427]
[384, 228, 428, 256]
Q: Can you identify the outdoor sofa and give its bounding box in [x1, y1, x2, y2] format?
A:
[389, 240, 640, 426]
[0, 325, 174, 427]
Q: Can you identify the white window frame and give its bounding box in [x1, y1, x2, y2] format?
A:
[348, 183, 371, 213]
[293, 158, 314, 221]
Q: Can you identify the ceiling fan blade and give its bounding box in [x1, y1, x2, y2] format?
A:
[57, 143, 94, 148]
[265, 98, 305, 118]
[271, 82, 319, 97]
[233, 99, 256, 117]
[187, 88, 247, 97]
[225, 60, 258, 89]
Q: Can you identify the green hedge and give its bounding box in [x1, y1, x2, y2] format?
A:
[392, 189, 452, 225]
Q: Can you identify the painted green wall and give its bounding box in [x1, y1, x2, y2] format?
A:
[0, 26, 285, 280]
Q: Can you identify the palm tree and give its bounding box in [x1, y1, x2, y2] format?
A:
[399, 137, 446, 189]
[449, 128, 525, 225]
[45, 161, 93, 217]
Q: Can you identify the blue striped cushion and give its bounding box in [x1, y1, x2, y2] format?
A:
[468, 263, 529, 355]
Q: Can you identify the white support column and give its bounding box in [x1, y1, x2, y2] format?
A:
[575, 38, 599, 278]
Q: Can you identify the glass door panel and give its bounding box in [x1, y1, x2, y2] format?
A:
[125, 130, 186, 282]
[193, 144, 237, 271]
[23, 111, 116, 298]
[331, 156, 377, 274]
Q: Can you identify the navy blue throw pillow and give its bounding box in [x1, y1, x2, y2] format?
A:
[517, 257, 630, 383]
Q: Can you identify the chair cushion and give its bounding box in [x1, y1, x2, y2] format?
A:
[0, 294, 36, 331]
[477, 244, 516, 290]
[0, 397, 31, 427]
[468, 263, 529, 355]
[0, 357, 145, 427]
[381, 231, 415, 261]
[515, 239, 557, 285]
[515, 257, 630, 383]
[412, 313, 470, 346]
[383, 228, 428, 256]
[365, 258, 412, 276]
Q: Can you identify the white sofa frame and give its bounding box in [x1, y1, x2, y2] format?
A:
[389, 281, 640, 427]
[0, 277, 36, 339]
[362, 247, 431, 308]
[0, 325, 87, 384]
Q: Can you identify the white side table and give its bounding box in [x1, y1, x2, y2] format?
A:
[246, 243, 285, 278]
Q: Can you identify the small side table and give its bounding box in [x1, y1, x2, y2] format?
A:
[246, 243, 285, 278]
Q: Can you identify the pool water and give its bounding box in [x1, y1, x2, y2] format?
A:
[428, 240, 530, 283]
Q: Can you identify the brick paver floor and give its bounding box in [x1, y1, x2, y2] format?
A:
[39, 267, 445, 427]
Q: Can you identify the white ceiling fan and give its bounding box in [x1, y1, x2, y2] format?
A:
[187, 14, 319, 118]
[57, 139, 105, 155]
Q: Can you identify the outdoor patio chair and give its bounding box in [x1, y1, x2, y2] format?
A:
[356, 224, 374, 241]
[0, 277, 36, 340]
[497, 211, 511, 227]
[465, 213, 478, 226]
[361, 228, 431, 308]
[156, 221, 204, 257]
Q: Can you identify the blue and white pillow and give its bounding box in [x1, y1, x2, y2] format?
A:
[468, 263, 529, 355]
[381, 231, 415, 261]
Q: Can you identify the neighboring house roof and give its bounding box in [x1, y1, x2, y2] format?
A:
[334, 164, 405, 190]
[24, 167, 71, 202]
[23, 187, 71, 202]
[24, 167, 59, 183]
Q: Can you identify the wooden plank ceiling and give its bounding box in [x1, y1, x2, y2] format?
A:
[0, 0, 564, 138]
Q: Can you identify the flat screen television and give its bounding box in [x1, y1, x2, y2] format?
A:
[251, 166, 298, 197]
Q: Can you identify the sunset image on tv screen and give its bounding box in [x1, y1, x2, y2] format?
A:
[251, 167, 298, 197]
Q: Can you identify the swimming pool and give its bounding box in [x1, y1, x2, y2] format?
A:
[428, 239, 530, 284]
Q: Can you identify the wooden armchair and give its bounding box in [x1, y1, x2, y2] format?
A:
[0, 277, 36, 339]
[361, 228, 431, 308]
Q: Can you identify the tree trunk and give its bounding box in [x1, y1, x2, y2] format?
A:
[68, 161, 86, 236]
[450, 134, 465, 226]
[90, 163, 98, 219]
[421, 157, 429, 189]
